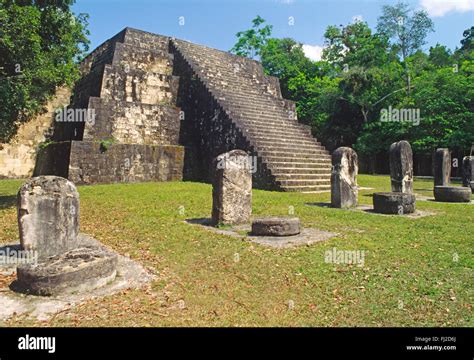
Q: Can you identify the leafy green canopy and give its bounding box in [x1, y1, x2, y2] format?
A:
[231, 4, 473, 156]
[230, 15, 272, 59]
[0, 0, 89, 142]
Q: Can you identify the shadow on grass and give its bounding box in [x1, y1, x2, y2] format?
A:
[185, 218, 213, 226]
[304, 202, 331, 208]
[0, 195, 16, 210]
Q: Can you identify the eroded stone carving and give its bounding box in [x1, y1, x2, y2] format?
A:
[212, 150, 252, 225]
[434, 148, 451, 186]
[331, 147, 358, 208]
[17, 176, 79, 258]
[389, 140, 413, 194]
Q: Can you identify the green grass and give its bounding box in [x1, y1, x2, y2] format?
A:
[0, 175, 472, 327]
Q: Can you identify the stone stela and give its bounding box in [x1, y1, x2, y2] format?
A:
[462, 156, 474, 193]
[434, 148, 451, 186]
[373, 140, 416, 215]
[389, 140, 414, 194]
[331, 147, 358, 209]
[212, 150, 252, 226]
[14, 176, 118, 296]
[18, 176, 80, 258]
[433, 148, 471, 203]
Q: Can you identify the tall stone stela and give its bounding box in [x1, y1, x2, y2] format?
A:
[389, 140, 413, 194]
[212, 150, 252, 226]
[434, 148, 451, 186]
[17, 176, 79, 258]
[331, 147, 358, 208]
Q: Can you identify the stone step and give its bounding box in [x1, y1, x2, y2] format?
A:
[218, 90, 281, 102]
[251, 137, 323, 148]
[281, 184, 331, 192]
[255, 142, 326, 152]
[218, 92, 284, 104]
[200, 69, 276, 91]
[225, 104, 293, 118]
[231, 113, 304, 127]
[272, 167, 331, 175]
[267, 161, 332, 169]
[241, 127, 312, 139]
[213, 85, 278, 99]
[252, 136, 321, 146]
[218, 91, 283, 105]
[273, 173, 331, 180]
[256, 145, 328, 155]
[239, 122, 312, 135]
[259, 150, 329, 159]
[229, 111, 301, 124]
[204, 78, 276, 94]
[277, 179, 331, 187]
[235, 115, 308, 127]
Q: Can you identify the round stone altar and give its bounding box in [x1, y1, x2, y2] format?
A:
[251, 217, 301, 236]
[433, 186, 471, 203]
[16, 246, 118, 296]
[373, 192, 416, 214]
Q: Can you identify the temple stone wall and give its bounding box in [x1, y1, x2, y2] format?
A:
[0, 87, 71, 179]
[35, 28, 185, 185]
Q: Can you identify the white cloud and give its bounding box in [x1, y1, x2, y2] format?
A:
[352, 15, 364, 23]
[277, 0, 295, 4]
[420, 0, 474, 17]
[302, 44, 324, 61]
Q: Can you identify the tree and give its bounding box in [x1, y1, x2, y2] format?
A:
[460, 26, 473, 52]
[0, 0, 89, 142]
[376, 1, 434, 94]
[323, 21, 391, 69]
[429, 44, 452, 68]
[259, 37, 339, 135]
[355, 55, 474, 156]
[230, 15, 272, 59]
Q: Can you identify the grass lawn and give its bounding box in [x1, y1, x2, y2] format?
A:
[0, 175, 472, 327]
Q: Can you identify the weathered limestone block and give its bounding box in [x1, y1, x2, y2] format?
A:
[462, 156, 474, 193]
[373, 192, 416, 214]
[16, 246, 118, 296]
[331, 147, 358, 208]
[434, 186, 471, 203]
[389, 141, 413, 194]
[212, 150, 252, 225]
[251, 217, 301, 236]
[17, 176, 79, 258]
[434, 148, 451, 186]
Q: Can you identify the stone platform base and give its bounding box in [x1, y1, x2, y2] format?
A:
[186, 218, 336, 248]
[34, 141, 184, 185]
[251, 217, 300, 236]
[433, 186, 471, 203]
[305, 202, 433, 218]
[373, 192, 416, 214]
[0, 234, 154, 320]
[16, 247, 118, 296]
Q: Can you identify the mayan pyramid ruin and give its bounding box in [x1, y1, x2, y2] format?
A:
[15, 28, 331, 191]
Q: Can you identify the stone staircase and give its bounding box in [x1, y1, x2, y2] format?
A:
[171, 39, 331, 192]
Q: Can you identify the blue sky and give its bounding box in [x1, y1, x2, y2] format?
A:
[73, 0, 474, 60]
